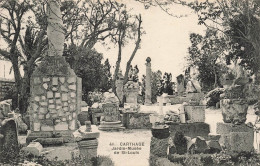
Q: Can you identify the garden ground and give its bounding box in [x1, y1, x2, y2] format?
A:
[18, 105, 259, 166]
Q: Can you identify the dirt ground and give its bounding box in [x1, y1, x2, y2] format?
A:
[18, 106, 259, 166]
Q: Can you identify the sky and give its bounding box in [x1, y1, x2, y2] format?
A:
[95, 0, 206, 82]
[0, 0, 206, 82]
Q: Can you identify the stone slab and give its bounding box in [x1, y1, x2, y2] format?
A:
[229, 132, 254, 152]
[21, 142, 43, 156]
[216, 123, 254, 135]
[167, 122, 210, 138]
[122, 112, 152, 129]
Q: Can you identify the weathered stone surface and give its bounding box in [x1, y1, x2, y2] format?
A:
[230, 132, 254, 152]
[62, 93, 68, 101]
[208, 133, 221, 141]
[39, 102, 47, 106]
[68, 85, 76, 90]
[41, 125, 54, 131]
[69, 105, 75, 111]
[67, 77, 76, 84]
[73, 112, 76, 118]
[47, 91, 53, 98]
[34, 123, 41, 131]
[63, 107, 69, 112]
[49, 99, 54, 104]
[48, 104, 55, 109]
[54, 122, 69, 131]
[69, 120, 76, 130]
[68, 115, 72, 120]
[62, 117, 67, 121]
[70, 92, 76, 98]
[49, 109, 57, 114]
[59, 77, 65, 84]
[52, 77, 58, 85]
[61, 85, 68, 92]
[56, 105, 62, 110]
[34, 77, 41, 85]
[38, 114, 45, 120]
[51, 113, 58, 118]
[55, 92, 61, 98]
[194, 136, 208, 153]
[34, 96, 40, 102]
[58, 110, 65, 117]
[43, 77, 50, 82]
[32, 103, 39, 111]
[39, 107, 47, 114]
[150, 137, 168, 157]
[216, 123, 253, 135]
[21, 142, 43, 156]
[72, 99, 76, 103]
[173, 132, 187, 155]
[206, 140, 222, 154]
[34, 85, 44, 95]
[46, 113, 50, 119]
[56, 99, 61, 104]
[41, 96, 46, 100]
[43, 83, 48, 90]
[52, 87, 58, 91]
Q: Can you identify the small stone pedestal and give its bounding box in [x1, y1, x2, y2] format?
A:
[73, 126, 100, 161]
[184, 105, 206, 123]
[216, 122, 254, 152]
[98, 103, 124, 131]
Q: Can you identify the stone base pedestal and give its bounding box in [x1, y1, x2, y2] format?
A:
[77, 139, 98, 160]
[122, 112, 152, 129]
[216, 123, 254, 152]
[98, 121, 125, 131]
[166, 122, 210, 138]
[150, 137, 169, 157]
[184, 105, 206, 123]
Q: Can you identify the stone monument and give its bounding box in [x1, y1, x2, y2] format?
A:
[176, 74, 185, 96]
[145, 57, 152, 105]
[98, 90, 124, 131]
[27, 0, 82, 143]
[124, 79, 140, 111]
[115, 70, 124, 104]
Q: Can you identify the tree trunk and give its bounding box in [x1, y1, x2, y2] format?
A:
[112, 41, 122, 93]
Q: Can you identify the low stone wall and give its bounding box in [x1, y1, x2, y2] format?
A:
[122, 112, 152, 129]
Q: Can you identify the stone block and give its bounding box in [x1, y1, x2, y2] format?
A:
[32, 103, 39, 111]
[41, 96, 46, 100]
[216, 123, 253, 135]
[52, 77, 58, 86]
[63, 102, 68, 106]
[55, 92, 61, 98]
[68, 115, 72, 120]
[56, 105, 62, 110]
[49, 99, 54, 104]
[56, 99, 61, 104]
[208, 133, 221, 141]
[51, 113, 58, 118]
[34, 123, 41, 131]
[35, 138, 64, 145]
[48, 104, 55, 109]
[47, 91, 53, 98]
[43, 77, 50, 82]
[184, 105, 205, 123]
[229, 132, 254, 152]
[34, 85, 44, 95]
[21, 142, 43, 156]
[194, 136, 209, 153]
[38, 114, 45, 120]
[206, 140, 222, 154]
[46, 113, 50, 119]
[150, 137, 168, 157]
[69, 120, 76, 130]
[70, 92, 76, 98]
[67, 77, 76, 84]
[39, 102, 47, 106]
[58, 110, 65, 117]
[61, 85, 68, 92]
[34, 96, 40, 102]
[52, 87, 58, 91]
[39, 107, 47, 114]
[62, 93, 68, 101]
[69, 105, 75, 111]
[63, 107, 69, 112]
[62, 117, 66, 121]
[68, 85, 76, 91]
[49, 109, 57, 114]
[59, 77, 65, 84]
[41, 125, 53, 131]
[43, 83, 48, 90]
[54, 122, 69, 131]
[34, 77, 41, 85]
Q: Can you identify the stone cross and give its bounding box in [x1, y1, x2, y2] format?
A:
[145, 57, 152, 105]
[47, 0, 65, 57]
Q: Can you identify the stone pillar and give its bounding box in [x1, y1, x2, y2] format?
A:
[145, 57, 152, 105]
[176, 74, 185, 96]
[27, 0, 81, 143]
[115, 70, 124, 104]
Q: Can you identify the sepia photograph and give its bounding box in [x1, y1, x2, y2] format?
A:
[0, 0, 260, 165]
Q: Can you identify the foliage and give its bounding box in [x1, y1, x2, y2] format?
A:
[162, 72, 175, 95]
[0, 146, 114, 166]
[63, 45, 112, 102]
[205, 88, 225, 107]
[186, 29, 228, 91]
[151, 70, 163, 103]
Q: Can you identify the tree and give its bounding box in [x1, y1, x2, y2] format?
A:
[0, 0, 47, 114]
[186, 29, 228, 91]
[63, 45, 111, 102]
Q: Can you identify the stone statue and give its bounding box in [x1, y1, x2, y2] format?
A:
[186, 67, 201, 93]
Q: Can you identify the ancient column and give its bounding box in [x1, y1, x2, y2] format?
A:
[115, 70, 124, 104]
[145, 57, 152, 105]
[27, 0, 82, 144]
